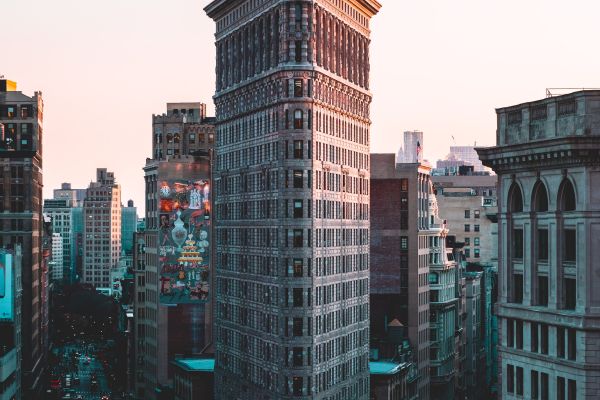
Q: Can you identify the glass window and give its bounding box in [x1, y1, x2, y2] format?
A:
[474, 248, 480, 258]
[294, 79, 303, 97]
[516, 367, 524, 396]
[464, 248, 470, 258]
[507, 364, 514, 393]
[565, 279, 576, 309]
[293, 170, 303, 188]
[531, 370, 539, 400]
[513, 229, 524, 259]
[7, 106, 15, 118]
[293, 318, 303, 336]
[465, 237, 470, 246]
[295, 40, 302, 62]
[564, 229, 576, 263]
[294, 110, 303, 129]
[293, 140, 303, 159]
[293, 348, 303, 366]
[464, 210, 470, 218]
[513, 274, 523, 303]
[293, 200, 303, 219]
[474, 210, 480, 218]
[293, 229, 303, 248]
[464, 224, 470, 232]
[474, 237, 480, 246]
[293, 288, 303, 307]
[537, 229, 549, 261]
[537, 276, 548, 306]
[293, 259, 303, 277]
[474, 224, 480, 232]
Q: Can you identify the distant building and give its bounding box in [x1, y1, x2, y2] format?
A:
[438, 146, 488, 173]
[397, 131, 424, 164]
[121, 200, 138, 256]
[172, 358, 215, 400]
[370, 360, 418, 400]
[43, 199, 74, 282]
[82, 168, 122, 288]
[0, 78, 47, 397]
[53, 182, 86, 207]
[49, 233, 63, 281]
[477, 90, 600, 399]
[0, 246, 23, 400]
[371, 153, 432, 399]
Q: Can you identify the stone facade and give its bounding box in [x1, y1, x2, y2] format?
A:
[205, 0, 380, 398]
[477, 90, 600, 399]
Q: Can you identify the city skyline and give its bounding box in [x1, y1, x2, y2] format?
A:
[5, 0, 600, 211]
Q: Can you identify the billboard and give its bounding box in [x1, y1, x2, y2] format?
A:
[0, 253, 14, 321]
[159, 174, 210, 304]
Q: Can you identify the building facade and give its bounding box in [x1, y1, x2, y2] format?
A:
[122, 199, 138, 256]
[50, 233, 64, 281]
[43, 199, 74, 282]
[370, 153, 431, 400]
[0, 79, 47, 397]
[477, 90, 600, 399]
[82, 168, 122, 288]
[205, 1, 380, 398]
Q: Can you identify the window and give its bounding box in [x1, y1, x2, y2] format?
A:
[559, 179, 576, 211]
[401, 236, 408, 250]
[293, 288, 303, 307]
[568, 379, 576, 400]
[541, 373, 549, 400]
[464, 248, 470, 258]
[464, 224, 470, 232]
[557, 326, 565, 358]
[293, 348, 303, 366]
[513, 274, 523, 303]
[293, 140, 303, 159]
[532, 181, 549, 212]
[507, 319, 514, 347]
[565, 278, 576, 309]
[531, 370, 539, 400]
[293, 170, 303, 188]
[474, 248, 480, 258]
[294, 79, 303, 97]
[293, 200, 303, 218]
[474, 224, 480, 232]
[516, 367, 523, 396]
[293, 259, 303, 277]
[464, 210, 470, 218]
[429, 272, 439, 284]
[295, 40, 302, 62]
[292, 376, 302, 396]
[568, 329, 576, 361]
[537, 276, 548, 306]
[516, 320, 523, 349]
[540, 324, 548, 354]
[537, 229, 548, 262]
[557, 377, 565, 400]
[293, 318, 303, 336]
[21, 105, 31, 118]
[400, 179, 408, 192]
[564, 229, 576, 263]
[294, 110, 303, 129]
[474, 210, 480, 218]
[506, 364, 514, 393]
[7, 106, 15, 118]
[508, 183, 523, 212]
[531, 323, 538, 353]
[474, 237, 480, 246]
[293, 230, 303, 248]
[513, 229, 524, 259]
[465, 238, 470, 246]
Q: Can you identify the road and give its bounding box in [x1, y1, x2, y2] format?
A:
[52, 342, 112, 399]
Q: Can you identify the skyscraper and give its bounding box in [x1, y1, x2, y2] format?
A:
[82, 168, 122, 288]
[121, 199, 138, 256]
[477, 90, 600, 399]
[0, 78, 47, 397]
[205, 1, 380, 398]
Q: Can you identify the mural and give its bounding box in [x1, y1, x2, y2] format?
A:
[159, 179, 210, 304]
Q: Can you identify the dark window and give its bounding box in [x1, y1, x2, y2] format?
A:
[294, 140, 303, 159]
[294, 110, 303, 129]
[513, 229, 524, 259]
[474, 224, 480, 232]
[559, 179, 576, 211]
[568, 329, 576, 361]
[293, 348, 303, 366]
[293, 288, 303, 307]
[293, 229, 303, 248]
[557, 326, 565, 358]
[294, 79, 303, 97]
[464, 210, 470, 218]
[464, 248, 470, 258]
[564, 229, 576, 263]
[295, 40, 302, 62]
[531, 370, 539, 400]
[516, 320, 523, 349]
[507, 110, 522, 125]
[292, 376, 302, 396]
[537, 276, 548, 306]
[293, 259, 303, 277]
[293, 170, 303, 188]
[474, 210, 480, 218]
[474, 248, 480, 258]
[293, 318, 303, 336]
[537, 229, 549, 262]
[20, 105, 31, 118]
[565, 278, 576, 310]
[508, 183, 523, 212]
[531, 104, 547, 121]
[568, 379, 576, 400]
[557, 377, 565, 400]
[293, 200, 303, 218]
[513, 274, 523, 303]
[532, 181, 549, 211]
[506, 364, 514, 393]
[558, 100, 576, 116]
[531, 323, 538, 353]
[507, 319, 514, 347]
[541, 373, 549, 400]
[464, 224, 470, 232]
[516, 367, 523, 396]
[541, 324, 548, 354]
[400, 179, 408, 192]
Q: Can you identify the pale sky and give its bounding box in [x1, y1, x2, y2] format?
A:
[3, 0, 599, 212]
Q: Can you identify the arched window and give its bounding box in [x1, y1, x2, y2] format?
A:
[508, 182, 523, 212]
[558, 178, 576, 211]
[531, 181, 549, 212]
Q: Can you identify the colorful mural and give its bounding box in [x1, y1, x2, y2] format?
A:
[159, 179, 210, 304]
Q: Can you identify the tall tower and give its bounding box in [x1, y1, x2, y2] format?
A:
[0, 78, 47, 397]
[205, 1, 381, 399]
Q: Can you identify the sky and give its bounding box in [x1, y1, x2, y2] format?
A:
[3, 0, 600, 213]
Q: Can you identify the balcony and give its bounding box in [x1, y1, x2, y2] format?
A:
[0, 348, 17, 382]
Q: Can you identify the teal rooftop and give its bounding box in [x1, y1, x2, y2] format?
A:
[173, 358, 215, 372]
[369, 361, 407, 375]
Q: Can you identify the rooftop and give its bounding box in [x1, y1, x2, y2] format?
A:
[172, 358, 215, 373]
[369, 361, 407, 375]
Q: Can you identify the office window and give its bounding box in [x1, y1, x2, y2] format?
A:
[568, 329, 576, 361]
[465, 237, 470, 245]
[293, 259, 303, 277]
[294, 110, 303, 129]
[507, 319, 514, 347]
[568, 379, 576, 400]
[557, 326, 565, 358]
[464, 210, 470, 218]
[513, 229, 524, 259]
[531, 370, 539, 400]
[293, 288, 303, 307]
[464, 224, 470, 232]
[293, 200, 303, 218]
[565, 278, 576, 309]
[474, 224, 480, 232]
[516, 367, 523, 396]
[537, 229, 549, 261]
[541, 373, 549, 400]
[557, 377, 565, 400]
[531, 323, 538, 353]
[293, 318, 303, 336]
[506, 364, 514, 393]
[293, 348, 303, 366]
[474, 248, 480, 258]
[474, 210, 480, 218]
[516, 320, 523, 349]
[474, 237, 480, 246]
[294, 79, 303, 97]
[537, 276, 548, 306]
[294, 140, 303, 159]
[293, 230, 303, 248]
[540, 324, 548, 354]
[513, 274, 523, 303]
[293, 170, 303, 188]
[564, 229, 576, 263]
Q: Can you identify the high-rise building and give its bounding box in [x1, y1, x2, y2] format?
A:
[122, 199, 138, 256]
[134, 103, 215, 400]
[0, 78, 47, 397]
[205, 1, 380, 398]
[476, 90, 600, 399]
[53, 182, 86, 207]
[370, 153, 432, 399]
[82, 168, 122, 288]
[0, 246, 23, 400]
[50, 233, 64, 281]
[397, 131, 424, 164]
[43, 198, 75, 282]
